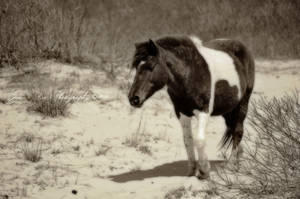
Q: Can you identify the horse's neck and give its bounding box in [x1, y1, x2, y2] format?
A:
[164, 50, 209, 99]
[164, 52, 189, 94]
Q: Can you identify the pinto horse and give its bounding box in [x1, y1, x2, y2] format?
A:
[128, 36, 255, 179]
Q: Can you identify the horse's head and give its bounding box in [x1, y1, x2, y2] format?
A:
[128, 39, 169, 107]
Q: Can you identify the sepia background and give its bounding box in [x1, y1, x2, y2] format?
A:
[0, 0, 300, 198]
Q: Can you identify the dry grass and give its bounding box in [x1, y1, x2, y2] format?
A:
[136, 145, 152, 155]
[215, 91, 300, 198]
[95, 144, 111, 156]
[26, 89, 72, 117]
[164, 186, 214, 199]
[18, 134, 43, 163]
[72, 145, 80, 152]
[165, 186, 188, 199]
[123, 117, 144, 148]
[123, 117, 152, 155]
[0, 97, 8, 104]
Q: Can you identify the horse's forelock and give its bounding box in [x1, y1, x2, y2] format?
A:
[132, 42, 150, 68]
[132, 51, 146, 69]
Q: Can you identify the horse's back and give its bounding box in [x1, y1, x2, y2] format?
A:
[204, 38, 255, 91]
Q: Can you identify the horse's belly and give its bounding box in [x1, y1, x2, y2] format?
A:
[211, 80, 240, 116]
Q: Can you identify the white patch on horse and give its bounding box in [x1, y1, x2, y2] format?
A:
[139, 60, 146, 67]
[193, 110, 211, 178]
[193, 110, 208, 162]
[215, 38, 230, 41]
[190, 36, 241, 114]
[193, 111, 209, 140]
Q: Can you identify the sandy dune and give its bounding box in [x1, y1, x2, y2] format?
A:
[0, 60, 300, 198]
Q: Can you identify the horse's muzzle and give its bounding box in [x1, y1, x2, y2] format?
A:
[129, 95, 142, 107]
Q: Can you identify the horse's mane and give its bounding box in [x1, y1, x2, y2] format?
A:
[155, 36, 203, 67]
[133, 35, 204, 69]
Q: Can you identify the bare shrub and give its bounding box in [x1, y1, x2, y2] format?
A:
[0, 48, 20, 68]
[26, 89, 72, 117]
[215, 91, 300, 198]
[1, 0, 299, 71]
[0, 0, 98, 66]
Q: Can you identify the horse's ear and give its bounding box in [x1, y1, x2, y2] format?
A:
[148, 39, 159, 56]
[134, 42, 141, 49]
[134, 41, 148, 49]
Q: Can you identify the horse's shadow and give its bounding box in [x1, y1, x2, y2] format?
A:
[109, 160, 226, 183]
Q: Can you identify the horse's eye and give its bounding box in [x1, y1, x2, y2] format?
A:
[166, 61, 172, 68]
[144, 63, 155, 71]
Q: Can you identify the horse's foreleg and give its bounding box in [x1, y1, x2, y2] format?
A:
[179, 113, 196, 176]
[193, 111, 211, 179]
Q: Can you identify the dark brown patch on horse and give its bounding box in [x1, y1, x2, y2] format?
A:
[212, 80, 239, 116]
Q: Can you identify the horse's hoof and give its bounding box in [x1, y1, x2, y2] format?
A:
[186, 163, 197, 177]
[195, 169, 210, 180]
[187, 167, 196, 177]
[195, 161, 210, 180]
[187, 170, 195, 177]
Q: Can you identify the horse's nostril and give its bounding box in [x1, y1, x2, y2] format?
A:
[133, 96, 140, 105]
[130, 96, 140, 106]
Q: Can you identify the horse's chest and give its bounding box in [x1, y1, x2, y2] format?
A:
[168, 90, 202, 117]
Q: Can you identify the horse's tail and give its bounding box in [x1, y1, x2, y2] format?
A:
[220, 128, 234, 149]
[219, 39, 255, 150]
[233, 40, 255, 90]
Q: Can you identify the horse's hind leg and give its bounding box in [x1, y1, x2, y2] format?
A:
[179, 113, 196, 176]
[223, 113, 244, 164]
[222, 88, 252, 163]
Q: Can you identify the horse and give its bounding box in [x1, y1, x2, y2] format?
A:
[128, 35, 255, 179]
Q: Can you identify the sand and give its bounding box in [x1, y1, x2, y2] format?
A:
[0, 59, 299, 199]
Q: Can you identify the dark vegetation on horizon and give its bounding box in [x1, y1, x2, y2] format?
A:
[0, 0, 299, 69]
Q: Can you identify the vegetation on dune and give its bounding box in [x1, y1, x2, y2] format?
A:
[25, 89, 72, 117]
[123, 117, 152, 155]
[17, 133, 44, 163]
[164, 186, 215, 199]
[215, 91, 300, 199]
[0, 0, 299, 71]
